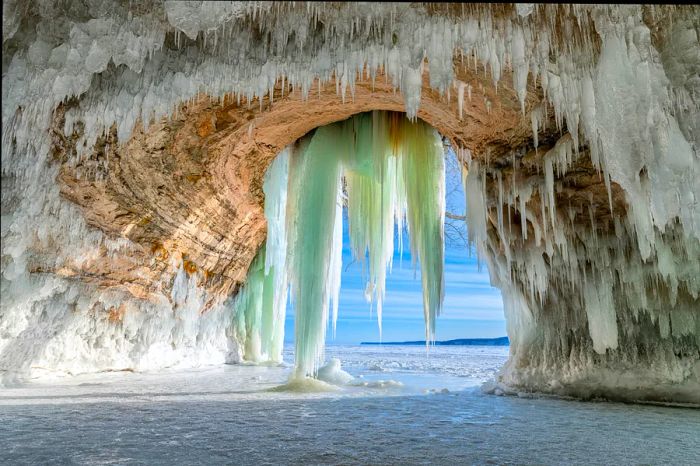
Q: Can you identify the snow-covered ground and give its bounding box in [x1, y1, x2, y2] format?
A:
[1, 345, 698, 464]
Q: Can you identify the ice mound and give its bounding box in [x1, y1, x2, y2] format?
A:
[268, 376, 339, 393]
[367, 363, 386, 372]
[353, 379, 405, 390]
[423, 388, 451, 395]
[317, 358, 355, 385]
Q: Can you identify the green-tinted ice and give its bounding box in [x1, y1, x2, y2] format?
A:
[235, 112, 445, 378]
[233, 148, 291, 364]
[286, 126, 345, 377]
[396, 119, 446, 341]
[344, 112, 401, 337]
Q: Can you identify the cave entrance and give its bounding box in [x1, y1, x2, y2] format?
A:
[234, 110, 468, 379]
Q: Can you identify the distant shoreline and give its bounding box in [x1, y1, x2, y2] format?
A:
[360, 336, 509, 346]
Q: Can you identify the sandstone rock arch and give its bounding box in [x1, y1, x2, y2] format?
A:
[54, 65, 544, 305]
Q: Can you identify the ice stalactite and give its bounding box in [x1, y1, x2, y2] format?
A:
[343, 112, 445, 346]
[397, 117, 446, 341]
[328, 184, 345, 338]
[286, 125, 345, 378]
[236, 112, 446, 378]
[344, 112, 401, 337]
[232, 149, 291, 364]
[234, 248, 266, 363]
[5, 3, 662, 166]
[262, 148, 291, 362]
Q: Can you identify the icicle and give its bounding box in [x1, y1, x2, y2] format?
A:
[328, 184, 344, 337]
[260, 148, 290, 361]
[397, 118, 446, 343]
[519, 184, 533, 240]
[344, 112, 397, 337]
[234, 148, 292, 364]
[234, 248, 266, 363]
[457, 80, 466, 120]
[286, 125, 344, 378]
[464, 161, 488, 250]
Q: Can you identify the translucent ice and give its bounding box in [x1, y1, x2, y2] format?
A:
[238, 112, 446, 378]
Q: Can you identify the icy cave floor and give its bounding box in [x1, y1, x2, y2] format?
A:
[2, 345, 699, 465]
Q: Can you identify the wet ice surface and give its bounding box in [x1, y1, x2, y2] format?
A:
[2, 345, 699, 465]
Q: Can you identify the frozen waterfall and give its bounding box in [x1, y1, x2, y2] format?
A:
[234, 111, 446, 378]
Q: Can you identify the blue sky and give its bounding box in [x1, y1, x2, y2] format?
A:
[284, 150, 506, 344]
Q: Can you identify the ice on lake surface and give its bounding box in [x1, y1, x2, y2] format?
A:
[1, 345, 698, 465]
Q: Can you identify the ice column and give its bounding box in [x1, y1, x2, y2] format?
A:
[234, 248, 266, 362]
[344, 112, 400, 336]
[286, 126, 345, 378]
[233, 149, 291, 364]
[396, 118, 446, 342]
[260, 148, 291, 362]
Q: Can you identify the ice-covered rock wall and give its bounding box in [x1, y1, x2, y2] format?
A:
[2, 2, 698, 400]
[461, 10, 700, 402]
[1, 260, 240, 384]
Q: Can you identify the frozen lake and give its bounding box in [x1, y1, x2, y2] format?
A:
[1, 345, 698, 465]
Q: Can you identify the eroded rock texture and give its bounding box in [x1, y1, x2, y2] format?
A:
[54, 65, 538, 307]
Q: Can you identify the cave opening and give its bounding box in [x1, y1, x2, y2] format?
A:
[232, 110, 485, 380]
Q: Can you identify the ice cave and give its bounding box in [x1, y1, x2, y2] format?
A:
[2, 2, 700, 406]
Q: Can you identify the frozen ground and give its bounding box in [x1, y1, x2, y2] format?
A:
[1, 345, 698, 465]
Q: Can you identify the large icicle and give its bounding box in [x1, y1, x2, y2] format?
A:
[328, 183, 344, 338]
[260, 148, 290, 362]
[233, 148, 291, 364]
[396, 117, 446, 342]
[344, 112, 399, 336]
[233, 248, 266, 363]
[286, 127, 345, 378]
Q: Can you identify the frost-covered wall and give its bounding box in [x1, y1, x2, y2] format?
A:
[467, 150, 700, 402]
[2, 2, 699, 400]
[1, 261, 240, 384]
[459, 9, 700, 402]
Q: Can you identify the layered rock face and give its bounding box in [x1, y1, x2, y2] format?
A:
[1, 2, 698, 401]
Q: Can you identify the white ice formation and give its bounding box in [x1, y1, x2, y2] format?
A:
[1, 2, 699, 401]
